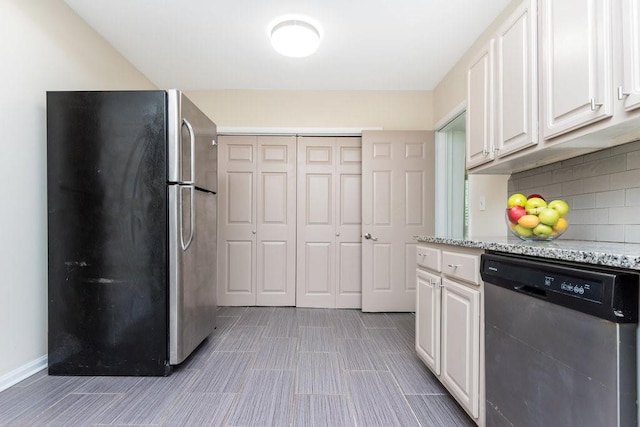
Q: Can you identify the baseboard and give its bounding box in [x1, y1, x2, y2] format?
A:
[0, 355, 48, 393]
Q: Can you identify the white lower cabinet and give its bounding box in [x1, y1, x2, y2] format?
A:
[416, 269, 441, 374]
[416, 244, 484, 425]
[440, 277, 480, 419]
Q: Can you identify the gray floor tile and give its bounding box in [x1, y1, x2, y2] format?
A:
[237, 307, 274, 326]
[348, 371, 419, 426]
[299, 327, 337, 352]
[296, 352, 344, 395]
[0, 375, 90, 424]
[338, 338, 388, 371]
[160, 392, 236, 426]
[213, 314, 240, 335]
[384, 353, 447, 394]
[216, 325, 265, 351]
[253, 337, 298, 370]
[332, 318, 370, 339]
[386, 312, 416, 335]
[293, 395, 355, 427]
[94, 369, 198, 425]
[28, 392, 122, 426]
[217, 306, 248, 317]
[330, 308, 362, 321]
[70, 376, 142, 393]
[226, 370, 294, 426]
[190, 351, 254, 392]
[406, 394, 476, 426]
[179, 334, 226, 369]
[369, 327, 415, 353]
[12, 369, 47, 387]
[296, 308, 332, 326]
[4, 308, 474, 426]
[359, 312, 395, 328]
[265, 315, 300, 338]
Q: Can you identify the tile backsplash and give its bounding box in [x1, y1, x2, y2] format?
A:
[508, 140, 640, 243]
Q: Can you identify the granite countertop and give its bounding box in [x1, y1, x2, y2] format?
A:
[414, 236, 640, 271]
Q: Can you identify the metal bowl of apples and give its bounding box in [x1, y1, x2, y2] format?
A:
[506, 193, 569, 241]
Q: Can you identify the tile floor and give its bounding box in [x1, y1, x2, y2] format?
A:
[0, 307, 475, 426]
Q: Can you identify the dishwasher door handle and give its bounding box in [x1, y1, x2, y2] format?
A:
[514, 284, 547, 299]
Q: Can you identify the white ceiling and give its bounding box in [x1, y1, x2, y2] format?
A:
[63, 0, 511, 91]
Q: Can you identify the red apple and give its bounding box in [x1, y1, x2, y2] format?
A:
[506, 206, 526, 224]
[527, 193, 545, 201]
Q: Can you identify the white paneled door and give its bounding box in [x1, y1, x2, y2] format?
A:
[361, 131, 434, 312]
[296, 136, 363, 308]
[218, 135, 296, 306]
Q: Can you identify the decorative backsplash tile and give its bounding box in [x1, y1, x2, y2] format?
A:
[508, 140, 640, 243]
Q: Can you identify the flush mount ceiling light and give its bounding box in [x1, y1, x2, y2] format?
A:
[270, 18, 321, 58]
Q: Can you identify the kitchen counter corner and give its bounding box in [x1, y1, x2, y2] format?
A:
[414, 236, 640, 271]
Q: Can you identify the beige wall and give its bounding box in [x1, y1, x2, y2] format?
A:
[186, 89, 433, 131]
[0, 0, 155, 386]
[432, 0, 521, 126]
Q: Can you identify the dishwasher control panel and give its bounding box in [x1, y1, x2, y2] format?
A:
[481, 252, 639, 323]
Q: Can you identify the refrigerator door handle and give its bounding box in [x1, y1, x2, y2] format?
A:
[182, 118, 196, 184]
[180, 185, 195, 251]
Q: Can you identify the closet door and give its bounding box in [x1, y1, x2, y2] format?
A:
[296, 136, 362, 308]
[256, 136, 296, 306]
[335, 138, 363, 308]
[218, 135, 257, 306]
[218, 135, 296, 306]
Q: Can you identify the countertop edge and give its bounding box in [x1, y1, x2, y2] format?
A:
[414, 236, 640, 271]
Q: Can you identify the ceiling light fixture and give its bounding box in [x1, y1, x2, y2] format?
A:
[270, 19, 321, 58]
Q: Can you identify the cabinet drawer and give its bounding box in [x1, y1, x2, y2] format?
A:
[416, 246, 441, 272]
[442, 251, 480, 285]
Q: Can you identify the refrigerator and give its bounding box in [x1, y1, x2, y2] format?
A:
[47, 90, 217, 376]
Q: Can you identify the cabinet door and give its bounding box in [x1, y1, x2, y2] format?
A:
[440, 278, 480, 418]
[540, 0, 614, 140]
[416, 269, 441, 374]
[466, 41, 495, 169]
[621, 0, 640, 111]
[494, 0, 538, 157]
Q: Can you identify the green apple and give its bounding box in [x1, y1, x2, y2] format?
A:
[507, 193, 527, 208]
[538, 208, 560, 226]
[513, 224, 533, 238]
[524, 197, 547, 212]
[548, 199, 570, 217]
[533, 223, 553, 238]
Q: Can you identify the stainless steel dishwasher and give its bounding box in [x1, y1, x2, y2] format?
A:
[480, 252, 639, 427]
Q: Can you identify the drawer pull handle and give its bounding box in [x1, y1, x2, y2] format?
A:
[618, 86, 630, 100]
[590, 98, 603, 111]
[447, 264, 460, 269]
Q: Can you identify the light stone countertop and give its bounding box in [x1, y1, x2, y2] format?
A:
[414, 235, 640, 271]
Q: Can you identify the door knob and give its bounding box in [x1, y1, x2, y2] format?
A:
[363, 233, 378, 241]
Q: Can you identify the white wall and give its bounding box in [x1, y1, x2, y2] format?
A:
[0, 0, 155, 386]
[432, 0, 521, 126]
[186, 89, 433, 130]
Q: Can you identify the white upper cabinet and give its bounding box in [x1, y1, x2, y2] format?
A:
[494, 0, 538, 157]
[540, 0, 614, 140]
[466, 41, 494, 169]
[621, 0, 640, 111]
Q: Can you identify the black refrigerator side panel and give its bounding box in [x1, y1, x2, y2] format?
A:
[47, 91, 170, 376]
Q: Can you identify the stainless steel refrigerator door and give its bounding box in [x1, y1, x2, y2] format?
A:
[167, 90, 217, 192]
[169, 185, 217, 365]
